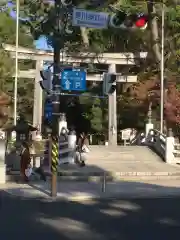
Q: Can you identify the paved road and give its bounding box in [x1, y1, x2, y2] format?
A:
[1, 190, 180, 240]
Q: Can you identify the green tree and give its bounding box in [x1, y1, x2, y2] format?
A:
[16, 0, 180, 130]
[0, 11, 34, 125]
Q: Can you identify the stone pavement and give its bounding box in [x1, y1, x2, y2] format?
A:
[2, 179, 180, 201]
[56, 146, 180, 178]
[7, 145, 180, 182]
[43, 146, 180, 181]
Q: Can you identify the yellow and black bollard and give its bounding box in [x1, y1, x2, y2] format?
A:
[51, 136, 59, 173]
[51, 136, 59, 197]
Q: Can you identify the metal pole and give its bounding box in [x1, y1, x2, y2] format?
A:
[102, 172, 106, 193]
[108, 64, 117, 146]
[160, 2, 165, 133]
[51, 0, 61, 197]
[14, 0, 19, 125]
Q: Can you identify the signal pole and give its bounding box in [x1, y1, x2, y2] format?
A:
[51, 0, 62, 197]
[51, 0, 73, 197]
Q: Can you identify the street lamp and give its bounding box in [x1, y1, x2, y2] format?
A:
[14, 0, 19, 125]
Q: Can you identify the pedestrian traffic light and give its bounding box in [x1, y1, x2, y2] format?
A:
[44, 97, 53, 127]
[61, 0, 72, 6]
[103, 73, 116, 95]
[39, 69, 52, 93]
[109, 11, 148, 30]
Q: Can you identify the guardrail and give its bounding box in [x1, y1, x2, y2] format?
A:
[144, 128, 180, 164]
[130, 132, 146, 145]
[41, 134, 76, 166]
[0, 139, 7, 183]
[173, 143, 180, 163]
[145, 129, 166, 160]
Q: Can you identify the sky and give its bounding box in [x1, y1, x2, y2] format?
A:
[1, 0, 53, 51]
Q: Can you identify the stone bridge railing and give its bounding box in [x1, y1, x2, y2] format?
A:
[145, 129, 180, 164]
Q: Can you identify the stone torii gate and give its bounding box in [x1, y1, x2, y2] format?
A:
[4, 44, 146, 145]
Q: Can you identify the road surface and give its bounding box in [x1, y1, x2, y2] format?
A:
[0, 190, 180, 240]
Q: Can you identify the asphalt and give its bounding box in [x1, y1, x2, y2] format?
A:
[1, 190, 180, 240]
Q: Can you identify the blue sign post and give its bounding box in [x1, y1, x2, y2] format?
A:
[61, 68, 86, 91]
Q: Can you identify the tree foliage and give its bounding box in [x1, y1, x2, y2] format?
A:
[0, 9, 34, 126]
[21, 0, 180, 131]
[164, 82, 180, 126]
[1, 0, 180, 131]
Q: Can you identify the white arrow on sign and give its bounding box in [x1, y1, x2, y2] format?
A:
[65, 80, 71, 90]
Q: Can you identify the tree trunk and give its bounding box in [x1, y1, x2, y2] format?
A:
[80, 27, 90, 47]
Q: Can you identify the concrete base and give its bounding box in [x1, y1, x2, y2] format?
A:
[165, 137, 175, 164]
[32, 156, 41, 168]
[68, 150, 75, 164]
[146, 123, 154, 136]
[0, 164, 6, 184]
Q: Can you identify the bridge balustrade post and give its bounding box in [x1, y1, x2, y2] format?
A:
[145, 102, 154, 136]
[145, 123, 154, 137]
[68, 129, 76, 164]
[165, 128, 175, 164]
[0, 140, 6, 184]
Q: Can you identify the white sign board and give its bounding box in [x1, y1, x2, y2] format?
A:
[121, 129, 131, 140]
[72, 8, 109, 29]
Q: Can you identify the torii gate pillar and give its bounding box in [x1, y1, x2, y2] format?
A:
[32, 60, 43, 136]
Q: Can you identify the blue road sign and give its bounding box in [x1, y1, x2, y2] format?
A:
[61, 68, 86, 91]
[44, 98, 53, 121]
[72, 8, 109, 29]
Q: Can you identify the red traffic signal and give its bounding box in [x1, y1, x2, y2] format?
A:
[109, 12, 148, 30]
[135, 14, 148, 29]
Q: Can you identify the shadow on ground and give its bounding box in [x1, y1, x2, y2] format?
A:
[1, 181, 180, 240]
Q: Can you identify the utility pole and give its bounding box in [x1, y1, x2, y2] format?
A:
[160, 2, 165, 133]
[51, 0, 62, 197]
[50, 0, 72, 197]
[108, 64, 117, 146]
[14, 0, 20, 125]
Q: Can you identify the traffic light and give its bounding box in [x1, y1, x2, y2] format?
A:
[44, 97, 53, 127]
[39, 68, 52, 93]
[61, 0, 72, 6]
[109, 11, 148, 30]
[103, 73, 116, 95]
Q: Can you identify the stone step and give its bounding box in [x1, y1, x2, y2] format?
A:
[6, 170, 180, 182]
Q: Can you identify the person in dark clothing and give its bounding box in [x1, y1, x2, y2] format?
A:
[77, 132, 89, 151]
[20, 142, 31, 182]
[77, 132, 89, 167]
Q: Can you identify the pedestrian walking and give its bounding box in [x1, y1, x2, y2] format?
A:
[20, 142, 31, 182]
[76, 132, 90, 167]
[77, 132, 89, 151]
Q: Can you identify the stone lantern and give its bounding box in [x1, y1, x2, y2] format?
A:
[11, 114, 37, 143]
